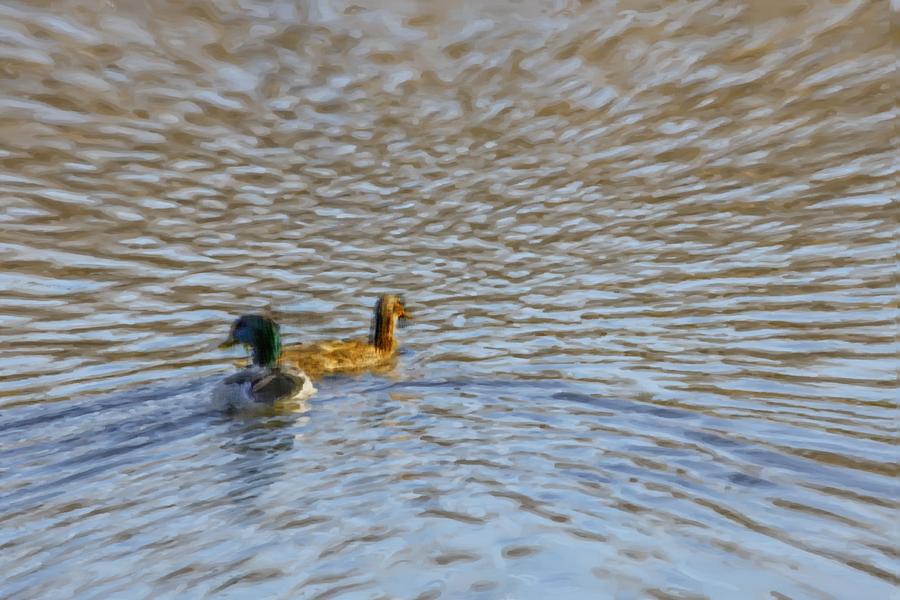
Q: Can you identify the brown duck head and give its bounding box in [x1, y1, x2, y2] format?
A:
[369, 294, 408, 353]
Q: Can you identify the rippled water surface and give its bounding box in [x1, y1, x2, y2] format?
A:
[0, 0, 896, 598]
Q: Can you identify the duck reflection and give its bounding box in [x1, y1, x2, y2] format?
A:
[216, 406, 311, 507]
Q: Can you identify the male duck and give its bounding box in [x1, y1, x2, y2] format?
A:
[212, 314, 316, 412]
[279, 294, 409, 379]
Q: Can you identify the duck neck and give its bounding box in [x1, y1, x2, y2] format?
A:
[251, 322, 282, 369]
[369, 302, 398, 354]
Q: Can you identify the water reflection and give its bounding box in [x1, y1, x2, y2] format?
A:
[218, 413, 309, 505]
[0, 0, 896, 597]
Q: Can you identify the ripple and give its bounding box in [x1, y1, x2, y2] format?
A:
[0, 0, 895, 598]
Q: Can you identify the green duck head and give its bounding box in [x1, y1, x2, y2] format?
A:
[220, 314, 282, 368]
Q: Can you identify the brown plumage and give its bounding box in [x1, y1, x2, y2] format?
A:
[279, 294, 408, 379]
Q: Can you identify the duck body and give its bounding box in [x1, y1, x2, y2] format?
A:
[213, 314, 316, 412]
[280, 294, 408, 379]
[280, 338, 394, 378]
[211, 364, 315, 412]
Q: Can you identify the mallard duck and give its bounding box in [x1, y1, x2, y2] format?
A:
[279, 294, 409, 379]
[212, 314, 315, 412]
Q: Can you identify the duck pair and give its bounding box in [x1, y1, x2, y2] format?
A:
[212, 294, 408, 412]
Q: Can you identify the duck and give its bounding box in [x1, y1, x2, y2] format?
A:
[212, 314, 316, 412]
[279, 294, 409, 379]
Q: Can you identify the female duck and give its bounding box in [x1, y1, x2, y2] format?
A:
[280, 294, 409, 379]
[212, 314, 315, 412]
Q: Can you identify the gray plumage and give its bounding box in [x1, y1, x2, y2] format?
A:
[211, 365, 315, 412]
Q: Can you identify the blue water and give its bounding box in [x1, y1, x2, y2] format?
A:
[0, 0, 896, 598]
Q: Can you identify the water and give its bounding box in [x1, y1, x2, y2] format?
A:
[0, 0, 896, 598]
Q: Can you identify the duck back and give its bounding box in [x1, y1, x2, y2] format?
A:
[212, 365, 315, 412]
[280, 339, 386, 378]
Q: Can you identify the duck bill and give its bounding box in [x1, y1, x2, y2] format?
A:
[218, 337, 237, 350]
